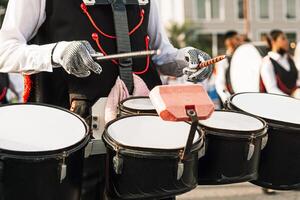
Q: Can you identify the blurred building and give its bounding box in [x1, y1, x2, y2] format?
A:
[157, 0, 185, 26]
[184, 0, 300, 56]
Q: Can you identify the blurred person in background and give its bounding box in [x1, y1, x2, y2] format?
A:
[215, 30, 241, 105]
[0, 72, 20, 104]
[0, 72, 8, 104]
[293, 41, 300, 87]
[260, 30, 300, 99]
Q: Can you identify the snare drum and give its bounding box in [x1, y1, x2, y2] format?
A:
[198, 110, 267, 185]
[228, 93, 300, 190]
[118, 97, 156, 116]
[103, 115, 204, 200]
[0, 104, 89, 200]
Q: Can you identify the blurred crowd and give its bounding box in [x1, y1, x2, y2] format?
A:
[163, 30, 300, 109]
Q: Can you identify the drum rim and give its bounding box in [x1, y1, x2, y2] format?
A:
[102, 114, 204, 154]
[119, 96, 156, 113]
[228, 92, 300, 130]
[0, 103, 90, 159]
[198, 110, 268, 139]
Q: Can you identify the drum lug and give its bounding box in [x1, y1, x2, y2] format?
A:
[198, 128, 206, 159]
[247, 136, 255, 161]
[177, 161, 184, 180]
[113, 147, 123, 175]
[59, 152, 68, 183]
[261, 134, 268, 150]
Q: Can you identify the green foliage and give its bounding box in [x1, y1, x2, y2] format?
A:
[167, 22, 212, 55]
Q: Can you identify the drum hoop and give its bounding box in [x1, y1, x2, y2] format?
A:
[228, 93, 300, 130]
[0, 103, 90, 159]
[102, 114, 204, 156]
[198, 110, 268, 139]
[119, 96, 156, 113]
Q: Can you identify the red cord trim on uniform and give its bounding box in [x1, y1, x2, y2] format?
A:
[129, 9, 145, 36]
[0, 87, 7, 101]
[23, 75, 32, 102]
[81, 3, 145, 38]
[92, 33, 151, 75]
[133, 35, 150, 75]
[92, 33, 118, 65]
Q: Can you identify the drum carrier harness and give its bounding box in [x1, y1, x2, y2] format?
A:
[84, 0, 150, 94]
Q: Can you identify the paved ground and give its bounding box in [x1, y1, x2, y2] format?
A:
[177, 183, 300, 200]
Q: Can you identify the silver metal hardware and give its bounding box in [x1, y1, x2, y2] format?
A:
[177, 161, 184, 180]
[261, 134, 268, 150]
[247, 136, 255, 161]
[59, 152, 67, 183]
[113, 146, 123, 174]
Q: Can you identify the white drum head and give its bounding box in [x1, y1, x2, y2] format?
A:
[231, 43, 268, 93]
[199, 111, 264, 131]
[0, 104, 87, 152]
[122, 98, 155, 111]
[232, 93, 300, 125]
[107, 116, 199, 149]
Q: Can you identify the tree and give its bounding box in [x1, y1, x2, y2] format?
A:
[167, 22, 213, 56]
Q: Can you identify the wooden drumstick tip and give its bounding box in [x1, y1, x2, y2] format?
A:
[198, 55, 227, 68]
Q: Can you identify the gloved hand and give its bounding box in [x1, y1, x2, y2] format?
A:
[292, 88, 300, 99]
[52, 41, 102, 78]
[180, 47, 213, 82]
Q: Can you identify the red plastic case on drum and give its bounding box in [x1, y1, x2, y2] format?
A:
[149, 84, 215, 121]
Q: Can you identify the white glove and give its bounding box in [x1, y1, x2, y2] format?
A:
[52, 41, 102, 78]
[178, 47, 213, 82]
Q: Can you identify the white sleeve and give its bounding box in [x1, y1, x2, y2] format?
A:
[148, 0, 187, 77]
[260, 57, 286, 95]
[0, 0, 56, 74]
[215, 60, 230, 103]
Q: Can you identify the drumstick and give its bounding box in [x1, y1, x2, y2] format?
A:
[91, 50, 161, 61]
[198, 55, 226, 69]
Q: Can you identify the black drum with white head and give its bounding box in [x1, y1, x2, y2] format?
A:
[228, 93, 300, 190]
[118, 96, 156, 116]
[198, 110, 267, 185]
[0, 104, 89, 200]
[103, 115, 204, 199]
[230, 42, 269, 93]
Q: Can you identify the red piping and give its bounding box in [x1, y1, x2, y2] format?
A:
[23, 75, 32, 102]
[81, 3, 145, 38]
[92, 33, 119, 65]
[133, 35, 150, 75]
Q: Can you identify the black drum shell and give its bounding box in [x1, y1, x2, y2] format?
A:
[103, 115, 204, 200]
[0, 148, 85, 200]
[250, 124, 300, 190]
[105, 147, 200, 200]
[198, 129, 265, 185]
[0, 103, 90, 200]
[118, 97, 156, 117]
[227, 93, 300, 190]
